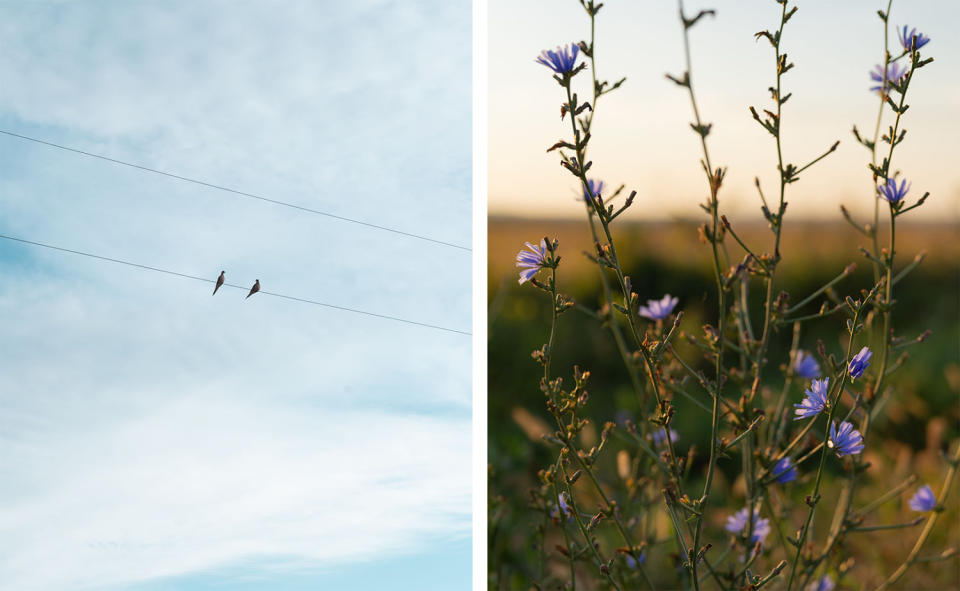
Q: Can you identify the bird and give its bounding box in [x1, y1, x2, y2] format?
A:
[212, 271, 225, 295]
[246, 279, 260, 299]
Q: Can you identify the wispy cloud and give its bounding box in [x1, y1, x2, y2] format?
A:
[0, 0, 471, 588]
[0, 397, 469, 590]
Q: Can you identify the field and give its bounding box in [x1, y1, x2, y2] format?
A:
[488, 216, 960, 590]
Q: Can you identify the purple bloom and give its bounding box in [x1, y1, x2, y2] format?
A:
[878, 177, 911, 204]
[516, 239, 548, 285]
[583, 179, 604, 203]
[794, 378, 829, 420]
[725, 507, 771, 545]
[652, 428, 678, 446]
[624, 550, 646, 569]
[828, 421, 865, 456]
[909, 484, 936, 512]
[807, 575, 835, 591]
[848, 346, 872, 380]
[898, 26, 930, 51]
[639, 294, 679, 320]
[772, 456, 798, 484]
[869, 62, 909, 93]
[795, 350, 821, 379]
[536, 44, 580, 74]
[551, 491, 573, 522]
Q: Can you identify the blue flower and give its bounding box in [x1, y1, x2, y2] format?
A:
[898, 26, 930, 51]
[795, 350, 821, 379]
[878, 177, 911, 204]
[807, 575, 835, 591]
[828, 420, 865, 456]
[772, 456, 798, 484]
[516, 239, 548, 285]
[536, 44, 580, 74]
[639, 294, 679, 320]
[869, 62, 909, 93]
[652, 428, 678, 446]
[724, 508, 750, 533]
[909, 484, 936, 512]
[624, 550, 646, 569]
[848, 346, 872, 380]
[725, 507, 771, 545]
[583, 179, 604, 203]
[794, 378, 829, 420]
[551, 491, 573, 522]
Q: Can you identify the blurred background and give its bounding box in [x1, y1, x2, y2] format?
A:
[488, 0, 959, 588]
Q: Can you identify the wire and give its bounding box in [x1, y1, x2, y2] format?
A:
[0, 129, 471, 252]
[0, 233, 470, 336]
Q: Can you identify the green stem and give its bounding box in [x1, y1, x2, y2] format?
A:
[558, 461, 625, 591]
[561, 80, 683, 478]
[552, 457, 578, 591]
[580, 7, 646, 404]
[869, 0, 894, 286]
[675, 3, 730, 586]
[784, 303, 869, 591]
[817, 18, 921, 576]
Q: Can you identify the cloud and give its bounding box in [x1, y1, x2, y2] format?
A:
[0, 1, 471, 588]
[0, 259, 470, 590]
[0, 400, 469, 590]
[0, 0, 471, 256]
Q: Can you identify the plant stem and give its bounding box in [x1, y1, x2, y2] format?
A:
[675, 2, 729, 586]
[784, 302, 869, 591]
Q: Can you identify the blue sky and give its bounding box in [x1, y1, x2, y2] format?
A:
[490, 0, 960, 221]
[0, 1, 471, 590]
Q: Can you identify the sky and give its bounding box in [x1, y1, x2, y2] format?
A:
[0, 1, 471, 590]
[489, 0, 960, 222]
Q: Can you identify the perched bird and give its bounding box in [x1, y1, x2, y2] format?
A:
[212, 271, 225, 295]
[246, 279, 260, 299]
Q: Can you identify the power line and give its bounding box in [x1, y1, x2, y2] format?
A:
[0, 233, 470, 336]
[0, 129, 471, 252]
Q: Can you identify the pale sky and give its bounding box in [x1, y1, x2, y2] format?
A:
[0, 1, 470, 589]
[489, 0, 960, 222]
